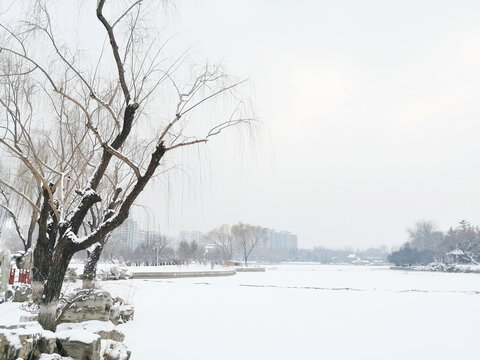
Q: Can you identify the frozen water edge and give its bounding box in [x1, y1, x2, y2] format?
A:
[101, 265, 480, 360]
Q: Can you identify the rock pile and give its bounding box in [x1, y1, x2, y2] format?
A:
[0, 322, 55, 360]
[3, 284, 33, 303]
[58, 290, 113, 324]
[0, 289, 133, 360]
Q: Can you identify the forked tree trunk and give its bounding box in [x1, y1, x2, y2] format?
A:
[37, 141, 166, 331]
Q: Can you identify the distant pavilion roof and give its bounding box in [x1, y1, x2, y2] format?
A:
[447, 248, 464, 255]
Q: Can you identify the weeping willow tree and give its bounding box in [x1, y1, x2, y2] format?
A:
[0, 0, 253, 331]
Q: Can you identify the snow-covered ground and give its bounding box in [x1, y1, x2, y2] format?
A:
[101, 264, 480, 360]
[127, 264, 234, 274]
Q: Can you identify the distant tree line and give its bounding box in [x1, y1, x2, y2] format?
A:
[95, 223, 390, 265]
[388, 220, 480, 266]
[94, 222, 266, 266]
[295, 247, 388, 264]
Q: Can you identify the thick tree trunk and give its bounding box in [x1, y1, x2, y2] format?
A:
[38, 241, 73, 331]
[82, 241, 104, 289]
[32, 186, 56, 300]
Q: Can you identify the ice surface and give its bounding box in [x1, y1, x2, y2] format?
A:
[101, 265, 480, 360]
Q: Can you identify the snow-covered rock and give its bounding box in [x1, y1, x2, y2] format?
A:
[57, 320, 125, 342]
[101, 339, 131, 360]
[6, 284, 32, 302]
[58, 290, 113, 324]
[407, 262, 474, 273]
[56, 329, 101, 360]
[0, 290, 134, 360]
[38, 329, 57, 354]
[97, 267, 130, 281]
[0, 322, 43, 360]
[2, 284, 32, 303]
[109, 298, 134, 325]
[20, 314, 39, 322]
[0, 321, 58, 359]
[38, 354, 72, 360]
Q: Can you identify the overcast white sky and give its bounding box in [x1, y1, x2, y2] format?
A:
[4, 0, 480, 249]
[140, 0, 480, 249]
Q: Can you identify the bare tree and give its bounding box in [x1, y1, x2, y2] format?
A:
[231, 223, 265, 266]
[407, 220, 443, 254]
[0, 0, 253, 331]
[206, 224, 236, 262]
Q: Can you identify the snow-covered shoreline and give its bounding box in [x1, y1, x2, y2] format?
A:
[391, 262, 480, 273]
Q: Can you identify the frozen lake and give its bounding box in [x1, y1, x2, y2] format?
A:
[105, 265, 480, 359]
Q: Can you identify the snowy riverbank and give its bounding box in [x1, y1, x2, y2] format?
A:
[391, 262, 480, 273]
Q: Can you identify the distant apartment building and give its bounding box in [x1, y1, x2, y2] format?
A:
[262, 229, 298, 251]
[256, 228, 298, 261]
[111, 218, 139, 253]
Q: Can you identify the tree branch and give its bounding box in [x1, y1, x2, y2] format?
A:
[97, 0, 131, 105]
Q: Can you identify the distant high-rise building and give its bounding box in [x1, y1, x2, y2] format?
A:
[112, 218, 139, 253]
[261, 228, 298, 251]
[256, 228, 298, 261]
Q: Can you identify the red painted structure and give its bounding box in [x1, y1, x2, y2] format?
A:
[8, 268, 31, 285]
[8, 268, 15, 285]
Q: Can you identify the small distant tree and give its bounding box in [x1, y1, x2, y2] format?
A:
[177, 240, 191, 262]
[231, 223, 265, 266]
